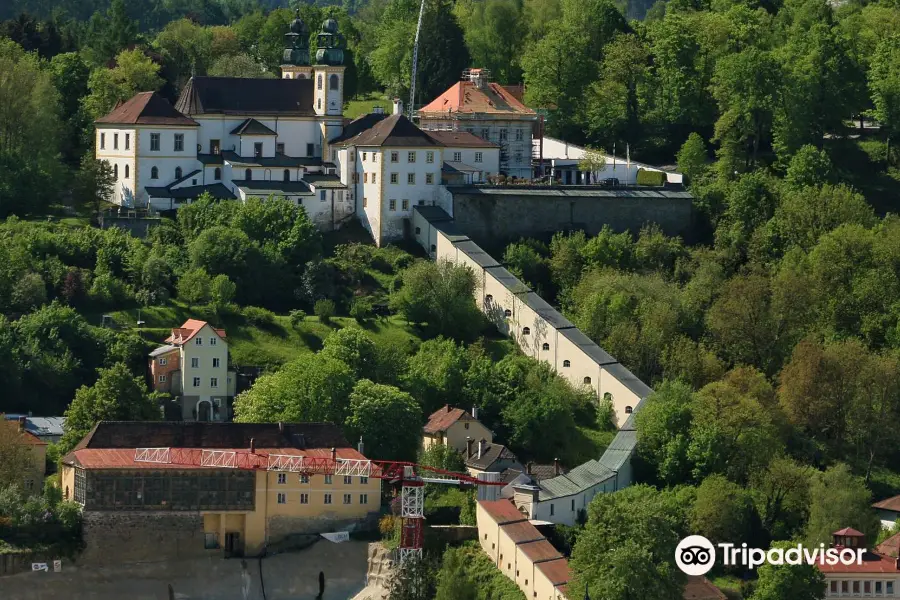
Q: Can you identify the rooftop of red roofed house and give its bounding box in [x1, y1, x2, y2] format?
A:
[499, 521, 544, 545]
[684, 576, 728, 600]
[535, 558, 571, 586]
[517, 539, 562, 563]
[478, 499, 527, 525]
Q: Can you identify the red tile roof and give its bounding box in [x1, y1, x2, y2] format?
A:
[818, 552, 900, 574]
[65, 446, 366, 470]
[165, 319, 226, 345]
[517, 539, 562, 563]
[874, 496, 900, 512]
[535, 558, 570, 586]
[479, 499, 526, 525]
[424, 405, 473, 434]
[834, 527, 865, 537]
[684, 576, 727, 600]
[500, 521, 544, 545]
[877, 532, 900, 558]
[419, 81, 536, 117]
[2, 420, 47, 445]
[96, 92, 198, 126]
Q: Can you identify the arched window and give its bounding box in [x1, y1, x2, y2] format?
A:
[415, 227, 421, 234]
[603, 392, 612, 402]
[563, 360, 571, 368]
[583, 377, 592, 385]
[485, 294, 493, 303]
[522, 327, 530, 335]
[175, 167, 182, 180]
[430, 244, 436, 252]
[214, 167, 221, 180]
[542, 343, 550, 351]
[317, 74, 323, 90]
[625, 406, 633, 414]
[504, 309, 512, 318]
[113, 164, 118, 177]
[151, 166, 158, 179]
[245, 169, 252, 180]
[284, 169, 290, 182]
[329, 74, 339, 90]
[124, 164, 130, 178]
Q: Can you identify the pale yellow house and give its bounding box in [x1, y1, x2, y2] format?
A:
[423, 405, 493, 453]
[2, 417, 47, 495]
[60, 422, 381, 560]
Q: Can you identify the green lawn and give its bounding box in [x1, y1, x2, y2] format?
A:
[90, 301, 428, 370]
[344, 92, 391, 120]
[709, 574, 744, 599]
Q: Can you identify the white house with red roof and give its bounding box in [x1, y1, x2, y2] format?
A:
[819, 527, 900, 597]
[418, 69, 538, 179]
[149, 319, 236, 422]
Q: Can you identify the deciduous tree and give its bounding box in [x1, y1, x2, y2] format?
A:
[344, 379, 422, 462]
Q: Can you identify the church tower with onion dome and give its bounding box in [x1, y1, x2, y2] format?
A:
[281, 10, 312, 80]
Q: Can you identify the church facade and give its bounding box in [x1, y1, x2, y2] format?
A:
[94, 13, 501, 244]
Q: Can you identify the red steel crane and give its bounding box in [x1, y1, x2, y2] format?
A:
[133, 446, 504, 561]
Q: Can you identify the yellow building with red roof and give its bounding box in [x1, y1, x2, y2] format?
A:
[60, 421, 381, 563]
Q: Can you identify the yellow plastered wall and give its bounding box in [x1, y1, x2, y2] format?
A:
[475, 503, 501, 564]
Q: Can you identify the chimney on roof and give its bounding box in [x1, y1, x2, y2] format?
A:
[478, 439, 485, 460]
[278, 421, 284, 433]
[554, 458, 560, 475]
[250, 438, 256, 454]
[331, 447, 337, 463]
[466, 437, 474, 458]
[393, 98, 403, 116]
[472, 406, 478, 420]
[17, 416, 26, 433]
[446, 405, 452, 413]
[358, 437, 365, 456]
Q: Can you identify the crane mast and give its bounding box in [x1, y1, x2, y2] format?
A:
[408, 0, 427, 120]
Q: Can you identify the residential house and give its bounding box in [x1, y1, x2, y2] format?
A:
[422, 405, 493, 453]
[148, 319, 236, 422]
[498, 462, 568, 500]
[2, 417, 47, 495]
[818, 528, 900, 598]
[418, 69, 538, 179]
[874, 495, 900, 529]
[464, 439, 523, 477]
[3, 415, 65, 444]
[59, 421, 381, 563]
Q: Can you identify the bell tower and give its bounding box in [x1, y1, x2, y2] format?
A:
[281, 10, 312, 80]
[313, 18, 347, 160]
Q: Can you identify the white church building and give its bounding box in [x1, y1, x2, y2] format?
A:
[94, 13, 501, 244]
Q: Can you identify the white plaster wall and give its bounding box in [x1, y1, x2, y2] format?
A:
[444, 146, 501, 181]
[239, 135, 276, 158]
[179, 325, 229, 401]
[193, 117, 321, 158]
[356, 147, 382, 245]
[380, 147, 444, 242]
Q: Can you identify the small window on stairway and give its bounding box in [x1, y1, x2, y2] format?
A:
[625, 406, 633, 414]
[504, 309, 511, 318]
[522, 327, 530, 335]
[563, 360, 571, 368]
[584, 377, 592, 385]
[542, 343, 549, 351]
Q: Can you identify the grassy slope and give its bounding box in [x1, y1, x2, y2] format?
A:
[344, 92, 391, 119]
[90, 300, 427, 369]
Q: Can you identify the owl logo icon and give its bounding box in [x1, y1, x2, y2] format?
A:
[676, 535, 716, 576]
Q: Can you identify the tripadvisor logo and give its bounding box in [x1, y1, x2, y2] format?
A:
[675, 535, 866, 576]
